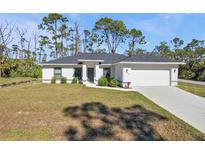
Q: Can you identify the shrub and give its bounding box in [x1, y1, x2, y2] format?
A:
[197, 70, 205, 81]
[8, 58, 42, 78]
[180, 70, 196, 80]
[109, 79, 118, 87]
[10, 70, 18, 77]
[51, 76, 56, 84]
[98, 76, 108, 86]
[72, 77, 78, 84]
[61, 76, 67, 84]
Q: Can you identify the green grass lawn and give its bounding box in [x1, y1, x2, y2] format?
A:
[0, 83, 204, 141]
[178, 82, 205, 98]
[0, 77, 36, 85]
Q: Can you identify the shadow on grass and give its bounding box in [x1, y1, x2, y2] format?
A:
[63, 102, 167, 141]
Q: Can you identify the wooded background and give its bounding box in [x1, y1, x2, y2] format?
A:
[0, 13, 205, 80]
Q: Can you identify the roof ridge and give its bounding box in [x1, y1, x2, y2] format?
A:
[115, 55, 130, 63]
[118, 53, 179, 63]
[77, 52, 125, 55]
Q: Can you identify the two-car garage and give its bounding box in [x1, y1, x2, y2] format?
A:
[121, 64, 178, 87]
[117, 54, 182, 87]
[129, 69, 170, 86]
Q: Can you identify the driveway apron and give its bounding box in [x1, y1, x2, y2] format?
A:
[134, 86, 205, 133]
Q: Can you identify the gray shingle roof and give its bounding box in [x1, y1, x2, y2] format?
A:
[44, 53, 126, 64]
[43, 53, 178, 65]
[119, 54, 176, 62]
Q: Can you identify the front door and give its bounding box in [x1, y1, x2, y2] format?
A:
[74, 68, 82, 81]
[87, 68, 94, 82]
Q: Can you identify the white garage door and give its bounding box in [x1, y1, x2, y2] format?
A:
[130, 69, 170, 86]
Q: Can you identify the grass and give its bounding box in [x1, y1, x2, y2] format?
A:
[178, 82, 205, 98]
[0, 83, 204, 140]
[0, 77, 36, 85]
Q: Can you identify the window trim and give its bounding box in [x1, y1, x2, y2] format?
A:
[54, 67, 62, 79]
[103, 67, 111, 78]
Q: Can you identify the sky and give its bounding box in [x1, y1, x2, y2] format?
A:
[1, 13, 205, 55]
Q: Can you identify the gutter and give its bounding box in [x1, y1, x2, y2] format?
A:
[39, 63, 78, 66]
[114, 62, 186, 65]
[77, 59, 104, 62]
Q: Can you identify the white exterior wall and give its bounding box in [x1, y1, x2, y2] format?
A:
[42, 63, 179, 86]
[171, 68, 178, 86]
[42, 68, 54, 83]
[62, 68, 74, 83]
[95, 64, 103, 84]
[114, 64, 123, 85]
[110, 66, 115, 78]
[42, 66, 75, 83]
[120, 64, 179, 87]
[82, 64, 87, 83]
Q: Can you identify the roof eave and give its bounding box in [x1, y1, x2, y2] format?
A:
[115, 62, 186, 65]
[77, 59, 104, 62]
[40, 63, 78, 66]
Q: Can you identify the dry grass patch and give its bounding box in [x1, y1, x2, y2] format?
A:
[0, 83, 204, 140]
[0, 77, 36, 85]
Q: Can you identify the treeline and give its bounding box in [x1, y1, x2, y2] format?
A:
[0, 13, 205, 80]
[152, 39, 205, 81]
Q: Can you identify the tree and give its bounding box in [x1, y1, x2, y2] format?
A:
[182, 39, 205, 62]
[82, 29, 90, 53]
[171, 37, 184, 50]
[93, 48, 107, 54]
[126, 28, 146, 56]
[153, 41, 173, 59]
[128, 29, 146, 51]
[94, 17, 128, 54]
[82, 29, 102, 53]
[184, 39, 204, 51]
[12, 44, 19, 59]
[68, 27, 75, 55]
[58, 22, 69, 57]
[16, 27, 33, 59]
[0, 55, 11, 77]
[32, 31, 39, 61]
[0, 21, 14, 56]
[38, 13, 69, 58]
[126, 48, 146, 56]
[38, 35, 49, 63]
[74, 22, 80, 54]
[168, 38, 205, 81]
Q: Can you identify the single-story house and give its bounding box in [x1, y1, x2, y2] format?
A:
[41, 53, 185, 87]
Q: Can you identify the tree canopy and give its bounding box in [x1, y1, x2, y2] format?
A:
[0, 14, 205, 81]
[94, 17, 128, 54]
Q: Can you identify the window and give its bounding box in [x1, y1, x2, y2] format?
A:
[103, 68, 111, 79]
[74, 68, 82, 80]
[54, 68, 62, 79]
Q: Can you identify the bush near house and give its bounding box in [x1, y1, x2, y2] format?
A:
[61, 76, 67, 84]
[0, 56, 42, 78]
[197, 70, 205, 81]
[179, 69, 196, 80]
[72, 77, 78, 84]
[51, 76, 56, 84]
[98, 76, 109, 86]
[109, 79, 118, 87]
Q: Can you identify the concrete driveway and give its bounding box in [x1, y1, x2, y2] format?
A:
[134, 86, 205, 133]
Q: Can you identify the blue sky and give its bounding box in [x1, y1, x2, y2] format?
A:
[1, 13, 205, 54]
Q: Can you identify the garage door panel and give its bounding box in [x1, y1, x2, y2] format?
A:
[130, 70, 170, 86]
